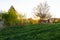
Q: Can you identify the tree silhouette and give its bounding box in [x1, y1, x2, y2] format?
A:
[34, 2, 51, 23]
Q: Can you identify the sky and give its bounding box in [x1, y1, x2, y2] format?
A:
[0, 0, 60, 18]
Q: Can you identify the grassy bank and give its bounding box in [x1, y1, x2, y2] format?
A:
[0, 23, 60, 40]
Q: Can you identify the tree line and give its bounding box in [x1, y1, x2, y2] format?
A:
[0, 2, 53, 27]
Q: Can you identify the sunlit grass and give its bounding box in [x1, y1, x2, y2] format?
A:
[0, 23, 60, 40]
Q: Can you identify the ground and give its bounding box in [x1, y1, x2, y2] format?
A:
[0, 23, 60, 40]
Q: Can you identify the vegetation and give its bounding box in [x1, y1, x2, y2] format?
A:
[1, 6, 25, 26]
[34, 2, 51, 23]
[0, 2, 53, 27]
[0, 23, 60, 40]
[0, 2, 60, 40]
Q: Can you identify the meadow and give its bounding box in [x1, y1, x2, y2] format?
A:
[0, 23, 60, 40]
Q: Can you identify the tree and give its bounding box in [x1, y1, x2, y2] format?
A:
[8, 6, 18, 26]
[2, 6, 19, 26]
[2, 12, 9, 26]
[17, 13, 25, 25]
[34, 2, 51, 20]
[34, 2, 52, 23]
[2, 6, 26, 26]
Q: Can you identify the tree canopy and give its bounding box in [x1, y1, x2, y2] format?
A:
[34, 2, 51, 19]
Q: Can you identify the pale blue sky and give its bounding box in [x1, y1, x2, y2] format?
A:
[0, 0, 60, 18]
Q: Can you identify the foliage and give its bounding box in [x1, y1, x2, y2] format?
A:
[2, 13, 9, 25]
[0, 23, 60, 40]
[2, 6, 20, 26]
[27, 18, 38, 24]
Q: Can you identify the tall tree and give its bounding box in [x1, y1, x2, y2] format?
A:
[8, 6, 18, 19]
[8, 6, 19, 26]
[2, 6, 19, 26]
[34, 2, 51, 20]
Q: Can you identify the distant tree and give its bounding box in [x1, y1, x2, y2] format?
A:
[2, 6, 19, 26]
[2, 6, 26, 26]
[34, 2, 51, 21]
[2, 12, 9, 26]
[17, 13, 25, 25]
[8, 6, 19, 26]
[0, 13, 2, 21]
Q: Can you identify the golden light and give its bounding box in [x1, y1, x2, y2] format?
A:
[32, 17, 40, 20]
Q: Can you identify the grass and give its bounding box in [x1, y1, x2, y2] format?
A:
[0, 23, 60, 40]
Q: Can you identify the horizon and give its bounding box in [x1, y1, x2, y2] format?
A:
[0, 0, 60, 18]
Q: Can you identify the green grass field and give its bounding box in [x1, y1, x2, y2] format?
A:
[0, 23, 60, 40]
